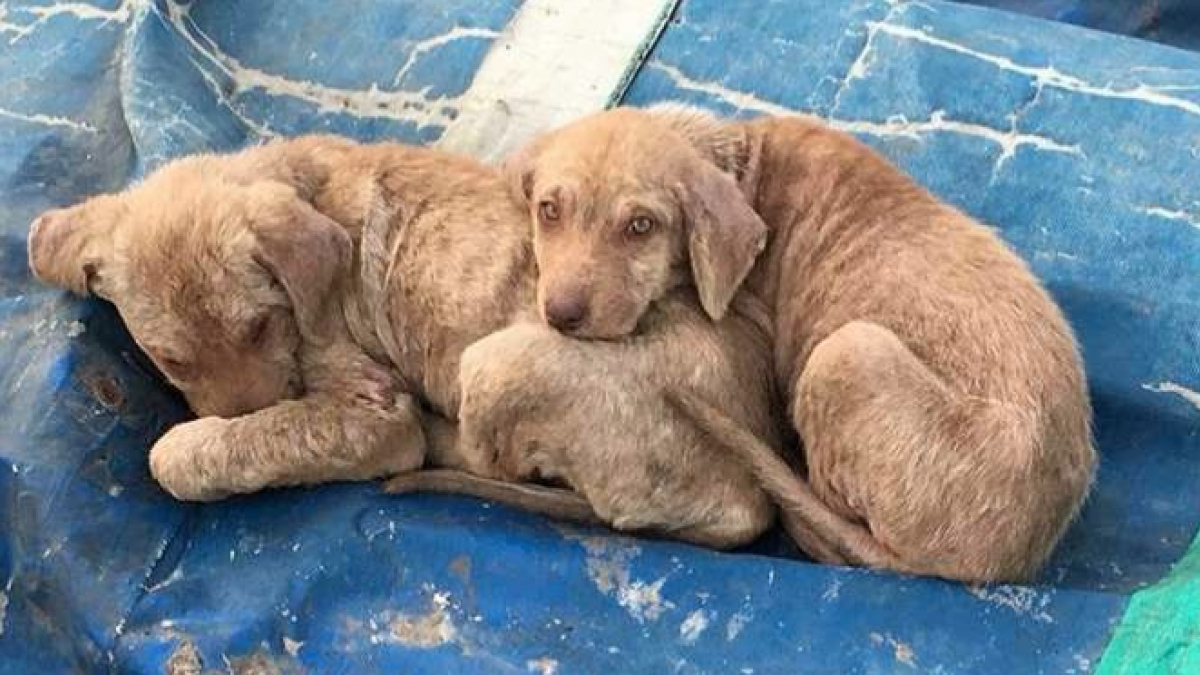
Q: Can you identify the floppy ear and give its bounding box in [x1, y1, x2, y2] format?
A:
[27, 195, 124, 297]
[500, 134, 548, 207]
[245, 182, 352, 340]
[682, 159, 768, 321]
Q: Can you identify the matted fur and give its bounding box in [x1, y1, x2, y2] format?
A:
[27, 136, 779, 548]
[506, 106, 1097, 582]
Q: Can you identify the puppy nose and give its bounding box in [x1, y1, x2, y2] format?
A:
[544, 294, 589, 332]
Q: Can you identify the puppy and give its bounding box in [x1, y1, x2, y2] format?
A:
[506, 106, 1097, 582]
[28, 135, 778, 549]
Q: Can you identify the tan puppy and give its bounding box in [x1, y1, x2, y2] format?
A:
[27, 135, 778, 548]
[506, 105, 1097, 582]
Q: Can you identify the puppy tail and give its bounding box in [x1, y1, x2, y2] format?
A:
[665, 388, 909, 573]
[383, 469, 604, 526]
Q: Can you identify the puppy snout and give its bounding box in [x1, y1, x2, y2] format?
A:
[544, 292, 589, 332]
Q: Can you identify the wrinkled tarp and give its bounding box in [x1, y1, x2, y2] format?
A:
[956, 0, 1200, 52]
[1, 1, 1198, 673]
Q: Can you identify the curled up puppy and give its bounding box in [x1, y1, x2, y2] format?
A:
[506, 105, 1097, 582]
[27, 135, 779, 549]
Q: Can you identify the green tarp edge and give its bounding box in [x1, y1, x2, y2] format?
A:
[1098, 530, 1200, 674]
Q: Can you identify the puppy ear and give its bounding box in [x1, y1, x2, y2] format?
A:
[682, 159, 768, 321]
[643, 102, 750, 175]
[501, 134, 548, 206]
[245, 182, 352, 340]
[27, 195, 124, 297]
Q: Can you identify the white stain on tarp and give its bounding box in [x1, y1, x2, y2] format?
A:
[871, 22, 1200, 118]
[679, 609, 712, 644]
[870, 632, 918, 669]
[1, 0, 139, 44]
[648, 61, 1084, 175]
[822, 577, 843, 601]
[526, 656, 559, 674]
[282, 637, 303, 657]
[158, 0, 465, 133]
[1142, 381, 1200, 413]
[726, 608, 752, 641]
[340, 589, 460, 651]
[381, 591, 457, 648]
[617, 576, 672, 623]
[145, 565, 185, 593]
[567, 534, 676, 623]
[0, 589, 8, 636]
[1136, 206, 1200, 232]
[966, 584, 1055, 623]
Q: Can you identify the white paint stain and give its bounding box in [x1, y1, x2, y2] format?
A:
[966, 584, 1055, 623]
[2, 0, 139, 44]
[526, 657, 559, 675]
[0, 590, 7, 636]
[567, 534, 676, 624]
[871, 23, 1200, 118]
[392, 26, 500, 86]
[145, 566, 184, 594]
[832, 0, 930, 112]
[617, 577, 672, 623]
[0, 106, 96, 133]
[159, 0, 462, 131]
[282, 637, 303, 658]
[822, 577, 843, 601]
[648, 62, 1083, 174]
[726, 608, 752, 641]
[835, 110, 1084, 169]
[1136, 206, 1200, 232]
[679, 609, 711, 645]
[1142, 382, 1200, 412]
[870, 632, 918, 669]
[379, 591, 457, 648]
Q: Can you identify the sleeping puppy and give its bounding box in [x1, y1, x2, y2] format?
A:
[27, 135, 778, 549]
[505, 105, 1097, 582]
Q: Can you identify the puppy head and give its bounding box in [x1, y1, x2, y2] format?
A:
[504, 105, 767, 339]
[28, 144, 352, 416]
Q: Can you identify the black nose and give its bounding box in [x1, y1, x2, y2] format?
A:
[544, 294, 589, 332]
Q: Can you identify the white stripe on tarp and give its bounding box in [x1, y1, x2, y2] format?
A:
[436, 0, 678, 163]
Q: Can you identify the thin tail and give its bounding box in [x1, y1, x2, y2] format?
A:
[384, 469, 603, 526]
[665, 388, 908, 572]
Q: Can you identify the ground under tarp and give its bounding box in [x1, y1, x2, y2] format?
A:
[1, 1, 1199, 673]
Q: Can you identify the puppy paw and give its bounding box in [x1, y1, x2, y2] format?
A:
[149, 418, 235, 502]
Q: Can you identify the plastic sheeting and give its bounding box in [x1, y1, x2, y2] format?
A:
[1, 1, 1198, 672]
[955, 0, 1200, 52]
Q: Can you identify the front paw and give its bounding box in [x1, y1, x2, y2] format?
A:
[149, 418, 234, 502]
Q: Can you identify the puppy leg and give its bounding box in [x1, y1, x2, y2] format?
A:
[149, 392, 426, 501]
[797, 321, 1060, 582]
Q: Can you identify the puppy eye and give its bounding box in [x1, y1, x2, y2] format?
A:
[246, 315, 271, 346]
[626, 215, 656, 237]
[538, 200, 560, 223]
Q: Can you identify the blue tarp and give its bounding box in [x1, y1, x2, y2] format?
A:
[1, 1, 1198, 673]
[957, 0, 1200, 52]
